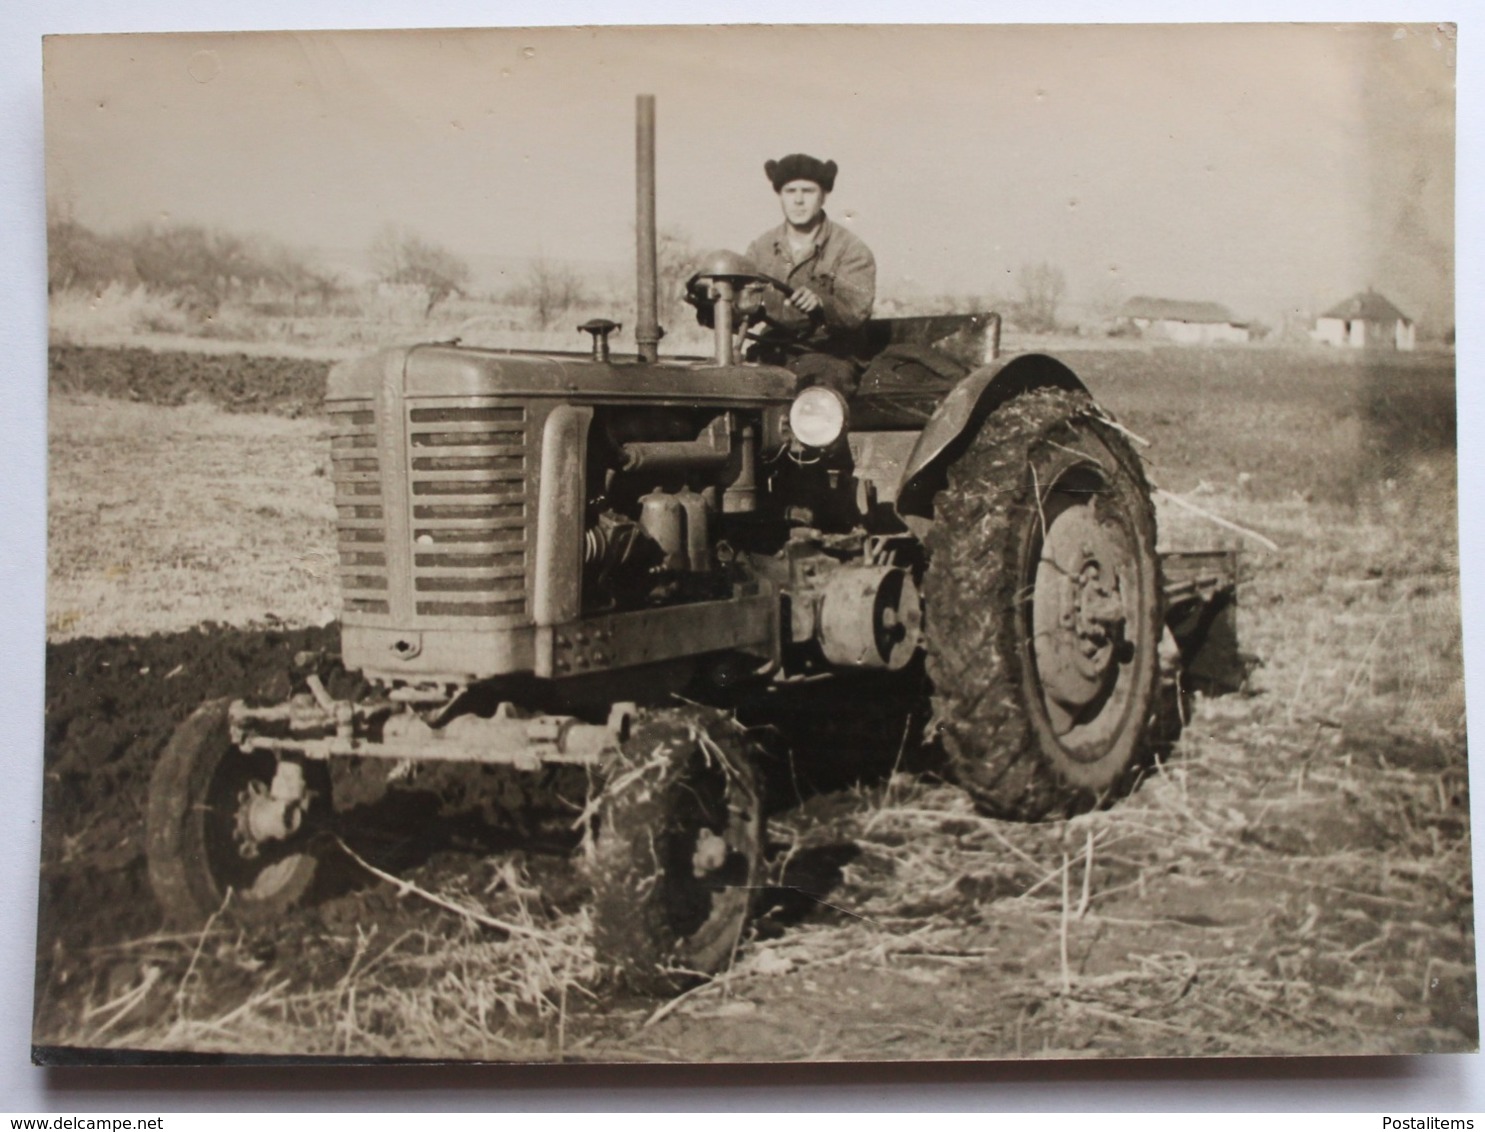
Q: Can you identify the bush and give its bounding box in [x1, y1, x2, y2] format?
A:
[369, 225, 472, 318]
[48, 283, 191, 342]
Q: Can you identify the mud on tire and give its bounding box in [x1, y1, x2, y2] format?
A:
[147, 697, 329, 928]
[924, 386, 1163, 821]
[587, 706, 764, 994]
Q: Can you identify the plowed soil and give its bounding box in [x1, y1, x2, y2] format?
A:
[49, 344, 328, 417]
[36, 625, 341, 1027]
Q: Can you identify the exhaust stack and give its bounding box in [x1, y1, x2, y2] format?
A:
[635, 94, 661, 363]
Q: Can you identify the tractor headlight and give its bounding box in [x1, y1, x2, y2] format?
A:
[788, 386, 848, 448]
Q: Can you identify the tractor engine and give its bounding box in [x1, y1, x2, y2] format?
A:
[326, 342, 925, 696]
[578, 405, 758, 613]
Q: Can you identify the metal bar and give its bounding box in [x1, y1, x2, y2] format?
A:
[410, 445, 527, 459]
[240, 734, 604, 768]
[635, 94, 661, 363]
[381, 353, 415, 620]
[714, 291, 736, 366]
[408, 526, 525, 540]
[532, 404, 594, 673]
[408, 414, 525, 428]
[1163, 576, 1225, 596]
[551, 591, 778, 676]
[410, 513, 525, 527]
[238, 706, 621, 769]
[621, 440, 731, 473]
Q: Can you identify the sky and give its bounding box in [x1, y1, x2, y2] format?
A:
[42, 23, 1455, 331]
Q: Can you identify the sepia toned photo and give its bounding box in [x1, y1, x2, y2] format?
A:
[34, 23, 1468, 1064]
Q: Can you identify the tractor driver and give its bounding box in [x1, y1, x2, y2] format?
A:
[744, 153, 876, 393]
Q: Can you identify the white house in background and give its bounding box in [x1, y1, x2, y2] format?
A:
[1118, 296, 1251, 344]
[1312, 289, 1416, 351]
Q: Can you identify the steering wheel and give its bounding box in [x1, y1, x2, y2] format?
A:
[685, 268, 790, 302]
[683, 249, 831, 361]
[750, 275, 827, 347]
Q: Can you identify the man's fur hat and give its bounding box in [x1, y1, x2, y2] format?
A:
[765, 154, 838, 192]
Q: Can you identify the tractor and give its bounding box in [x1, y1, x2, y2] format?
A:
[146, 95, 1237, 991]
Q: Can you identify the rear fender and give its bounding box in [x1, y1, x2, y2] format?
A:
[893, 353, 1088, 536]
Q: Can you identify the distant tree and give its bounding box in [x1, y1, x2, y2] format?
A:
[370, 224, 472, 317]
[931, 291, 999, 316]
[260, 241, 343, 313]
[46, 204, 340, 319]
[656, 226, 706, 333]
[46, 203, 137, 293]
[510, 255, 591, 330]
[1012, 261, 1067, 333]
[124, 223, 272, 313]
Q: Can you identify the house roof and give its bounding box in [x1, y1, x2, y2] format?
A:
[1120, 296, 1240, 324]
[1321, 289, 1411, 323]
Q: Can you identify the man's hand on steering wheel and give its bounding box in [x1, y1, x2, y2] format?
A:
[748, 274, 824, 338]
[785, 285, 824, 315]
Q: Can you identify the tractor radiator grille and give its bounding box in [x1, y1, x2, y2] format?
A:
[331, 406, 390, 615]
[408, 404, 529, 618]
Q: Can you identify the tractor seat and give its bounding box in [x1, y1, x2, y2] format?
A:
[857, 312, 1001, 371]
[848, 312, 1002, 429]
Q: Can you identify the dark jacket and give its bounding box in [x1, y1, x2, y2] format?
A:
[746, 215, 876, 352]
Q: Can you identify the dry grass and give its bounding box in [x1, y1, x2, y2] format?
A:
[47, 395, 338, 640]
[47, 854, 602, 1061]
[48, 284, 194, 344]
[700, 717, 1470, 1059]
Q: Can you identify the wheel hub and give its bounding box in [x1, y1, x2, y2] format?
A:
[1032, 503, 1133, 732]
[691, 827, 729, 878]
[1072, 561, 1126, 658]
[233, 761, 308, 860]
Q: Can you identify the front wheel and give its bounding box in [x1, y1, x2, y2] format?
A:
[924, 386, 1163, 821]
[587, 706, 764, 993]
[147, 698, 328, 927]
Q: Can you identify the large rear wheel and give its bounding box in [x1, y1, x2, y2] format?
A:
[147, 698, 328, 927]
[923, 386, 1163, 820]
[587, 706, 764, 993]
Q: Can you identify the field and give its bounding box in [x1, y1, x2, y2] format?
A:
[35, 340, 1473, 1062]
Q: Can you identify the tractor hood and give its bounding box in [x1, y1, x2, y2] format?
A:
[327, 343, 800, 407]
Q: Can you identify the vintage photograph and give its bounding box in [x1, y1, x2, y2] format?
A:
[34, 23, 1468, 1063]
